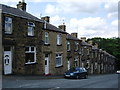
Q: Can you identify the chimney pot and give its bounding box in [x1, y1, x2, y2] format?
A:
[17, 0, 27, 11]
[41, 16, 50, 23]
[81, 37, 86, 42]
[58, 25, 66, 31]
[71, 33, 78, 38]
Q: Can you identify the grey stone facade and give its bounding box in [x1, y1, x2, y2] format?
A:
[1, 2, 115, 76]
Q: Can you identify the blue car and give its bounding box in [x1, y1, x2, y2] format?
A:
[64, 67, 88, 79]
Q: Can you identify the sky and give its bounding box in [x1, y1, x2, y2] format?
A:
[0, 0, 119, 39]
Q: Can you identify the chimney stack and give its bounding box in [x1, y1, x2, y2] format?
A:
[71, 33, 78, 38]
[41, 16, 50, 23]
[81, 37, 86, 42]
[17, 0, 27, 11]
[88, 40, 93, 45]
[58, 24, 66, 31]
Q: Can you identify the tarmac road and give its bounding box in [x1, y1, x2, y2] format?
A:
[2, 74, 120, 89]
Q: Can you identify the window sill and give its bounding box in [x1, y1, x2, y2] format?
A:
[55, 65, 63, 68]
[67, 50, 71, 52]
[25, 62, 37, 65]
[44, 44, 50, 46]
[57, 44, 62, 46]
[27, 35, 35, 37]
[4, 33, 13, 35]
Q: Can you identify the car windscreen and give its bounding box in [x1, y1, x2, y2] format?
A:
[68, 68, 77, 72]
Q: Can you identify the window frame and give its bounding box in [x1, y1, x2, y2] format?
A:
[67, 41, 70, 51]
[57, 34, 61, 45]
[56, 53, 62, 67]
[25, 46, 36, 64]
[74, 57, 78, 67]
[44, 32, 49, 44]
[5, 17, 12, 34]
[28, 22, 35, 36]
[75, 42, 79, 51]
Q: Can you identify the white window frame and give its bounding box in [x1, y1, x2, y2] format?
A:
[5, 17, 12, 34]
[44, 21, 47, 29]
[74, 57, 78, 67]
[57, 34, 61, 45]
[75, 42, 79, 51]
[67, 41, 70, 51]
[56, 54, 62, 67]
[25, 46, 36, 64]
[45, 32, 49, 44]
[87, 49, 89, 55]
[28, 22, 35, 36]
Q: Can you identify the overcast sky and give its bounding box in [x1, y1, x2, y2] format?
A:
[0, 0, 119, 39]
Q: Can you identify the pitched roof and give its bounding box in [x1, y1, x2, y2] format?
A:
[67, 34, 80, 41]
[44, 22, 68, 34]
[0, 4, 43, 22]
[81, 41, 92, 46]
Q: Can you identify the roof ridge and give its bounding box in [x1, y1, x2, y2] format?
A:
[0, 3, 43, 22]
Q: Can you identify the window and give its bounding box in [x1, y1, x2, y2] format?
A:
[67, 41, 70, 51]
[56, 54, 62, 67]
[5, 17, 12, 34]
[74, 57, 78, 67]
[44, 21, 47, 29]
[87, 49, 89, 55]
[75, 42, 79, 51]
[28, 22, 35, 36]
[57, 34, 61, 45]
[95, 62, 97, 69]
[4, 46, 11, 51]
[25, 46, 36, 64]
[45, 32, 49, 44]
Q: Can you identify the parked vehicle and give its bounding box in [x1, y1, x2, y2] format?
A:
[64, 67, 88, 79]
[116, 70, 120, 74]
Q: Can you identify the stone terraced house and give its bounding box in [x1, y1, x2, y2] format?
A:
[1, 1, 44, 75]
[66, 33, 81, 70]
[41, 17, 68, 75]
[1, 1, 115, 75]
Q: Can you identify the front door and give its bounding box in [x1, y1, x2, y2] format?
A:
[4, 51, 12, 75]
[45, 54, 49, 75]
[67, 60, 70, 70]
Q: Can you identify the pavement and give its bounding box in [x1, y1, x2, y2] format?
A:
[2, 74, 64, 80]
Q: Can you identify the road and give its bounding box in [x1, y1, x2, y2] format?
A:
[2, 74, 120, 89]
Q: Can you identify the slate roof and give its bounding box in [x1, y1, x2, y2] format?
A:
[67, 34, 80, 41]
[81, 41, 92, 46]
[0, 4, 43, 22]
[45, 23, 68, 34]
[0, 4, 68, 34]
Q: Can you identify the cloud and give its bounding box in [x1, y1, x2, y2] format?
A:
[45, 4, 61, 15]
[111, 20, 118, 26]
[50, 15, 66, 26]
[104, 2, 118, 13]
[69, 17, 107, 31]
[64, 17, 118, 38]
[107, 12, 118, 18]
[56, 0, 101, 14]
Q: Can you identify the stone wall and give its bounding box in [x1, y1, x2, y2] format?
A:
[42, 30, 67, 75]
[2, 13, 43, 75]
